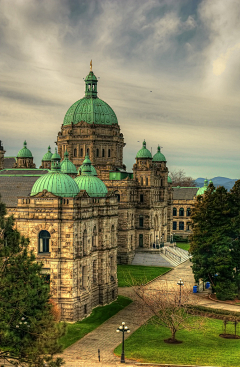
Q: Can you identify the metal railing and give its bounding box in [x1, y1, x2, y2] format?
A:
[165, 249, 181, 262]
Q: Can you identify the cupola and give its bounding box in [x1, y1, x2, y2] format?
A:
[78, 155, 97, 176]
[196, 179, 209, 196]
[60, 151, 77, 177]
[136, 140, 152, 159]
[14, 141, 36, 169]
[40, 146, 52, 169]
[74, 156, 108, 197]
[153, 146, 166, 162]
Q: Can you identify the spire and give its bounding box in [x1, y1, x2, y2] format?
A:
[85, 63, 98, 98]
[157, 145, 160, 152]
[48, 145, 51, 152]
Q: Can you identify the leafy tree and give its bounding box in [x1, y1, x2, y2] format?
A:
[169, 169, 196, 187]
[0, 198, 66, 366]
[190, 181, 240, 300]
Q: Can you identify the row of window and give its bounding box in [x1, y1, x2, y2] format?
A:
[173, 207, 191, 217]
[173, 221, 191, 230]
[73, 148, 111, 158]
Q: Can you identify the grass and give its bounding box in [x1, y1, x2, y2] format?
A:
[59, 295, 132, 349]
[117, 265, 171, 287]
[114, 317, 240, 367]
[176, 242, 190, 251]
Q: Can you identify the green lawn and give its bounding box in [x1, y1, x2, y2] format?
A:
[117, 265, 171, 287]
[59, 295, 132, 349]
[114, 317, 240, 367]
[176, 242, 190, 251]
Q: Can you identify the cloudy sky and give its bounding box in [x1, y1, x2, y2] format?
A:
[1, 0, 240, 179]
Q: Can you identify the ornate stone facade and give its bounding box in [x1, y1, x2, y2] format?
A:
[11, 190, 118, 321]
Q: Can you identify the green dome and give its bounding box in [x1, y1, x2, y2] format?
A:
[74, 156, 108, 197]
[42, 146, 52, 161]
[153, 146, 166, 162]
[31, 154, 79, 198]
[196, 179, 209, 196]
[60, 151, 77, 174]
[63, 68, 118, 126]
[51, 148, 61, 161]
[78, 155, 97, 176]
[136, 140, 152, 159]
[17, 141, 33, 158]
[168, 176, 172, 184]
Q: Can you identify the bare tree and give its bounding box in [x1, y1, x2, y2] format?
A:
[133, 281, 204, 343]
[169, 169, 196, 187]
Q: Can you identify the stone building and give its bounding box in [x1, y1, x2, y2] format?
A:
[0, 141, 5, 170]
[6, 154, 118, 321]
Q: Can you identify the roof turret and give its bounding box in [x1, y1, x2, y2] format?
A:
[42, 146, 53, 161]
[78, 155, 97, 176]
[60, 151, 77, 174]
[153, 145, 166, 162]
[136, 140, 152, 159]
[74, 156, 108, 197]
[17, 141, 33, 158]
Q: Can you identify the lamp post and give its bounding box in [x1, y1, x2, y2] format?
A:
[116, 321, 130, 363]
[177, 279, 184, 305]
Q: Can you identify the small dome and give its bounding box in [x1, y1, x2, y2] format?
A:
[153, 146, 166, 162]
[31, 154, 79, 198]
[51, 148, 61, 161]
[168, 176, 172, 184]
[78, 155, 97, 176]
[136, 140, 152, 159]
[17, 141, 33, 158]
[74, 156, 108, 197]
[60, 151, 77, 174]
[42, 146, 53, 161]
[196, 179, 209, 196]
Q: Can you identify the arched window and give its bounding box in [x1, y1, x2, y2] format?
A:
[74, 148, 77, 157]
[146, 177, 148, 186]
[179, 208, 184, 216]
[179, 222, 184, 230]
[108, 149, 111, 157]
[86, 148, 89, 156]
[39, 230, 50, 253]
[102, 149, 105, 157]
[83, 229, 87, 255]
[96, 148, 99, 157]
[139, 215, 144, 227]
[173, 207, 177, 216]
[187, 208, 191, 216]
[92, 226, 97, 249]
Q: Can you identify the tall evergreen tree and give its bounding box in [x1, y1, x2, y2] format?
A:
[0, 198, 66, 366]
[190, 182, 240, 300]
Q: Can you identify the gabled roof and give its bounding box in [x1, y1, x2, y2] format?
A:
[173, 187, 199, 200]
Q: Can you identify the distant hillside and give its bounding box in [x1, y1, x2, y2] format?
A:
[195, 177, 239, 191]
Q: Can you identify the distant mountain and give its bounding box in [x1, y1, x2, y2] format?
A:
[195, 176, 239, 191]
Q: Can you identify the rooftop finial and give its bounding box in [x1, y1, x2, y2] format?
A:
[90, 59, 92, 71]
[24, 140, 27, 148]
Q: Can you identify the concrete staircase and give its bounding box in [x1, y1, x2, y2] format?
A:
[131, 246, 190, 268]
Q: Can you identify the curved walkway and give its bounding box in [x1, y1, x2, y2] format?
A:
[59, 260, 240, 366]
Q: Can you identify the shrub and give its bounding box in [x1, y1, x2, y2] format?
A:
[215, 281, 238, 301]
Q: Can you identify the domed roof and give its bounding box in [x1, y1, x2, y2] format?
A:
[63, 66, 118, 126]
[60, 151, 77, 174]
[153, 146, 166, 162]
[17, 141, 33, 158]
[42, 146, 52, 161]
[51, 148, 61, 161]
[168, 176, 172, 184]
[31, 154, 79, 198]
[74, 155, 108, 197]
[136, 140, 152, 159]
[196, 179, 209, 196]
[78, 155, 97, 176]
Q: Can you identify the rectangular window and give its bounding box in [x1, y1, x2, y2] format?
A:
[139, 216, 144, 227]
[140, 194, 144, 203]
[179, 222, 184, 230]
[39, 238, 43, 253]
[173, 221, 177, 230]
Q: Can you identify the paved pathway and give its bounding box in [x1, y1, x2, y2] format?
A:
[58, 260, 240, 366]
